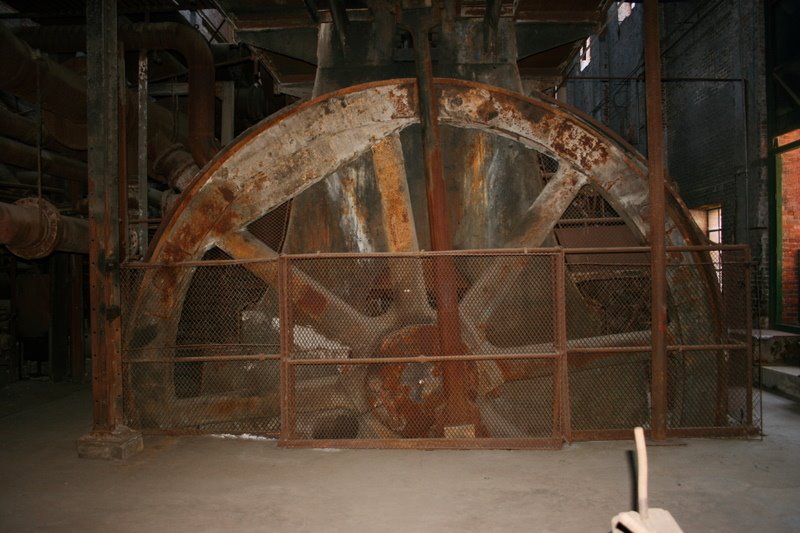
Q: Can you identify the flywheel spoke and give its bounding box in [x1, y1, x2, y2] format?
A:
[371, 134, 434, 324]
[218, 229, 394, 356]
[459, 165, 587, 349]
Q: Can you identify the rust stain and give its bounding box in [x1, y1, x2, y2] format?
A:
[158, 242, 183, 263]
[371, 325, 444, 437]
[219, 184, 235, 202]
[373, 135, 417, 252]
[368, 325, 485, 438]
[468, 134, 487, 198]
[389, 85, 415, 119]
[551, 119, 609, 171]
[212, 210, 239, 235]
[520, 101, 547, 124]
[476, 99, 499, 122]
[295, 283, 328, 318]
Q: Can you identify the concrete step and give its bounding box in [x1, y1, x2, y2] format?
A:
[761, 365, 800, 401]
[753, 330, 800, 365]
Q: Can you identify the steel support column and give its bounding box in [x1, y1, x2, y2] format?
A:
[77, 0, 142, 460]
[135, 49, 149, 258]
[403, 6, 479, 435]
[69, 254, 84, 382]
[644, 0, 668, 441]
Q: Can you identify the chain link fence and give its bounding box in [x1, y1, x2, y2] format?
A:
[280, 252, 564, 448]
[120, 245, 759, 446]
[121, 260, 281, 434]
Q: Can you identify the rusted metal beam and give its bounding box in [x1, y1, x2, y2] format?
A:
[135, 49, 149, 258]
[513, 10, 602, 24]
[328, 0, 349, 52]
[644, 0, 668, 441]
[86, 0, 122, 431]
[483, 0, 502, 54]
[69, 255, 85, 381]
[371, 135, 433, 323]
[506, 167, 588, 248]
[403, 6, 477, 433]
[217, 230, 395, 356]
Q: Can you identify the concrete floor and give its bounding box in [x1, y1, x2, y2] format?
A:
[1, 385, 798, 532]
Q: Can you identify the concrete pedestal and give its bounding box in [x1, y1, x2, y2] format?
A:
[754, 329, 799, 365]
[761, 365, 800, 400]
[76, 426, 143, 460]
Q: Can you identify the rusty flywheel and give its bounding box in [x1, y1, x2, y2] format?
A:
[124, 79, 718, 437]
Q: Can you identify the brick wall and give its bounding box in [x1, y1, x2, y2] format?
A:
[661, 1, 746, 246]
[778, 130, 800, 324]
[565, 3, 647, 154]
[563, 0, 770, 322]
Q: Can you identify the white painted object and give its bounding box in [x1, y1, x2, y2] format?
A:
[611, 427, 684, 533]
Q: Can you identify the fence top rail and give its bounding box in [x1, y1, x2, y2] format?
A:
[564, 244, 750, 254]
[122, 257, 279, 268]
[282, 248, 562, 259]
[121, 244, 750, 268]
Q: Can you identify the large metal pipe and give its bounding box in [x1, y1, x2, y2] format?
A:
[121, 23, 218, 167]
[0, 111, 38, 149]
[0, 24, 86, 124]
[15, 23, 219, 167]
[2, 23, 201, 188]
[0, 136, 87, 182]
[0, 198, 88, 258]
[0, 106, 69, 151]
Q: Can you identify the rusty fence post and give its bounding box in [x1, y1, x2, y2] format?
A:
[555, 249, 570, 443]
[644, 0, 668, 441]
[744, 247, 754, 427]
[77, 0, 143, 460]
[279, 255, 296, 442]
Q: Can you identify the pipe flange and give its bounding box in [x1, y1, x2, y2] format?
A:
[152, 143, 198, 191]
[8, 197, 60, 259]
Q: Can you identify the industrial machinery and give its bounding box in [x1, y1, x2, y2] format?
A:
[0, 1, 757, 447]
[120, 6, 752, 446]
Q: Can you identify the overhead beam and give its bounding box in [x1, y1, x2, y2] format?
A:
[515, 21, 597, 60]
[236, 27, 319, 65]
[514, 10, 603, 24]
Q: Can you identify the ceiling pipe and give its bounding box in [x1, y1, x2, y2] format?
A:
[13, 24, 85, 54]
[0, 136, 87, 183]
[2, 23, 202, 189]
[0, 23, 86, 124]
[120, 23, 219, 167]
[0, 105, 84, 155]
[0, 198, 88, 258]
[15, 23, 220, 167]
